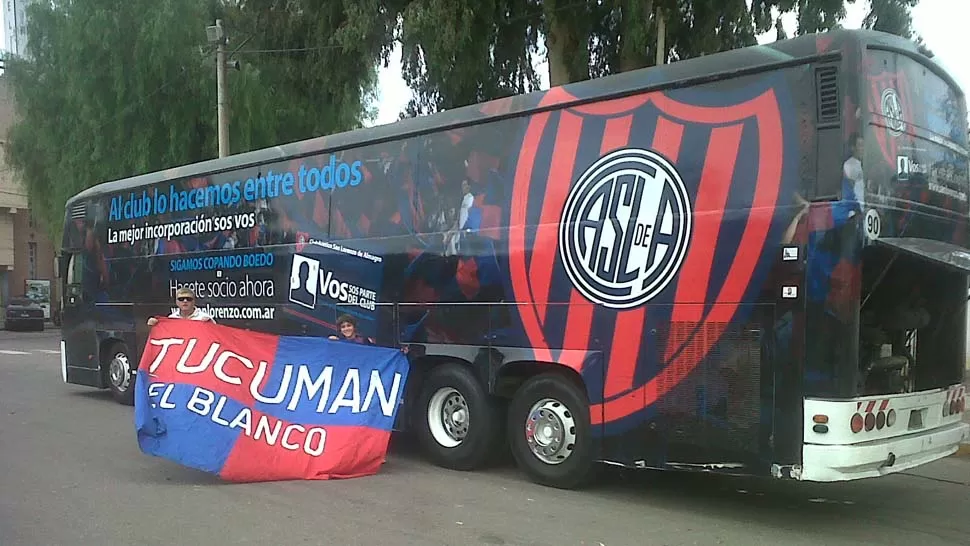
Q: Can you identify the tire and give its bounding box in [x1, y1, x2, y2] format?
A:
[507, 372, 597, 489]
[414, 363, 503, 471]
[103, 342, 135, 406]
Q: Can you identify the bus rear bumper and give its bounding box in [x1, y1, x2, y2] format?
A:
[800, 421, 969, 482]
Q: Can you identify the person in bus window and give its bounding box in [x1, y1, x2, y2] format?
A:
[329, 313, 409, 354]
[842, 132, 866, 210]
[146, 287, 215, 326]
[328, 314, 374, 345]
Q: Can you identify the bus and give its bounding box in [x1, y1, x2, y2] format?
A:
[58, 28, 968, 489]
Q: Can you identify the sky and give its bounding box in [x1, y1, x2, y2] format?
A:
[370, 0, 969, 126]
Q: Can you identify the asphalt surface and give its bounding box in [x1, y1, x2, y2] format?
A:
[1, 328, 969, 546]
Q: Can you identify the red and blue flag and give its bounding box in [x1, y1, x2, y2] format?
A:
[134, 318, 410, 482]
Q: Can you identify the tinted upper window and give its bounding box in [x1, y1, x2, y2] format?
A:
[863, 49, 969, 212]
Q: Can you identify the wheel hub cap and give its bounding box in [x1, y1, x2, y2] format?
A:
[108, 353, 130, 390]
[525, 398, 577, 465]
[427, 387, 469, 448]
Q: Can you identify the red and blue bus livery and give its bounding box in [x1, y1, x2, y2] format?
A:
[59, 29, 968, 489]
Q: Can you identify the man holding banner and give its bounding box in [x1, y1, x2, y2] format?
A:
[134, 317, 411, 482]
[146, 287, 215, 326]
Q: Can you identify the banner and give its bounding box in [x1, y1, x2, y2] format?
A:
[133, 318, 410, 482]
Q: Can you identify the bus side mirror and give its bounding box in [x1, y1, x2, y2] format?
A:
[54, 255, 61, 279]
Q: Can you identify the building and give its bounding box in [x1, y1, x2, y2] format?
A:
[0, 74, 56, 316]
[3, 0, 37, 58]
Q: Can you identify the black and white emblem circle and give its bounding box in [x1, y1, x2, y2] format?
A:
[559, 148, 693, 309]
[881, 88, 906, 136]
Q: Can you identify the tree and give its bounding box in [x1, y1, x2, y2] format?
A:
[2, 0, 389, 242]
[220, 0, 396, 138]
[3, 0, 219, 240]
[395, 0, 543, 117]
[394, 0, 930, 116]
[859, 0, 933, 57]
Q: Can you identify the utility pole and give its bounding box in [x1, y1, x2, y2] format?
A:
[207, 19, 230, 158]
[655, 7, 666, 66]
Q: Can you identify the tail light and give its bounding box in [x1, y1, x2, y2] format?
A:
[850, 413, 864, 433]
[943, 386, 966, 417]
[850, 399, 895, 434]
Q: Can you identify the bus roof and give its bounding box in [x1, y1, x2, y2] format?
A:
[66, 28, 949, 207]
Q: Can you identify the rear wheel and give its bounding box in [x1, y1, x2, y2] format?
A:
[104, 342, 135, 406]
[415, 363, 503, 471]
[507, 372, 597, 489]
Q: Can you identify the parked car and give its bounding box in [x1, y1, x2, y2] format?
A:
[4, 297, 45, 331]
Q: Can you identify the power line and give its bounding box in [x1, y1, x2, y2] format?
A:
[233, 46, 342, 54]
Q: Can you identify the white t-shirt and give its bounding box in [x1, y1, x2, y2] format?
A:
[168, 308, 215, 322]
[843, 156, 865, 207]
[458, 192, 474, 230]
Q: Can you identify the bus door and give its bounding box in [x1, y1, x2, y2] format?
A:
[60, 251, 102, 386]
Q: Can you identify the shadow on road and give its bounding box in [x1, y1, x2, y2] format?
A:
[379, 433, 969, 543]
[22, 337, 965, 545]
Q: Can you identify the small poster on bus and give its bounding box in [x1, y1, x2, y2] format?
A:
[163, 248, 279, 325]
[284, 238, 385, 341]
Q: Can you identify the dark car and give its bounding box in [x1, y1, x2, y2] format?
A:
[4, 297, 45, 331]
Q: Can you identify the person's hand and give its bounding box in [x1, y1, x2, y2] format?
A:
[328, 335, 338, 340]
[147, 317, 158, 327]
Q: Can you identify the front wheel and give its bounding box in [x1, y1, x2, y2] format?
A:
[104, 342, 135, 406]
[507, 372, 597, 489]
[414, 363, 503, 471]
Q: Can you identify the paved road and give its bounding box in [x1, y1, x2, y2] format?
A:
[1, 329, 968, 546]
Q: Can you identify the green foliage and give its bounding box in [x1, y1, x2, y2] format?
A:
[539, 0, 597, 85]
[396, 0, 543, 116]
[396, 0, 930, 117]
[862, 0, 917, 35]
[2, 0, 386, 243]
[4, 0, 218, 241]
[860, 0, 933, 57]
[221, 0, 394, 137]
[663, 0, 759, 63]
[758, 0, 928, 54]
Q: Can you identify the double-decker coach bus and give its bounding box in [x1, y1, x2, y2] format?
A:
[59, 28, 968, 489]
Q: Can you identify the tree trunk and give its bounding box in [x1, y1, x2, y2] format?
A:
[617, 0, 653, 73]
[545, 11, 589, 87]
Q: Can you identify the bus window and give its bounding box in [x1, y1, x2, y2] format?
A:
[66, 253, 83, 285]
